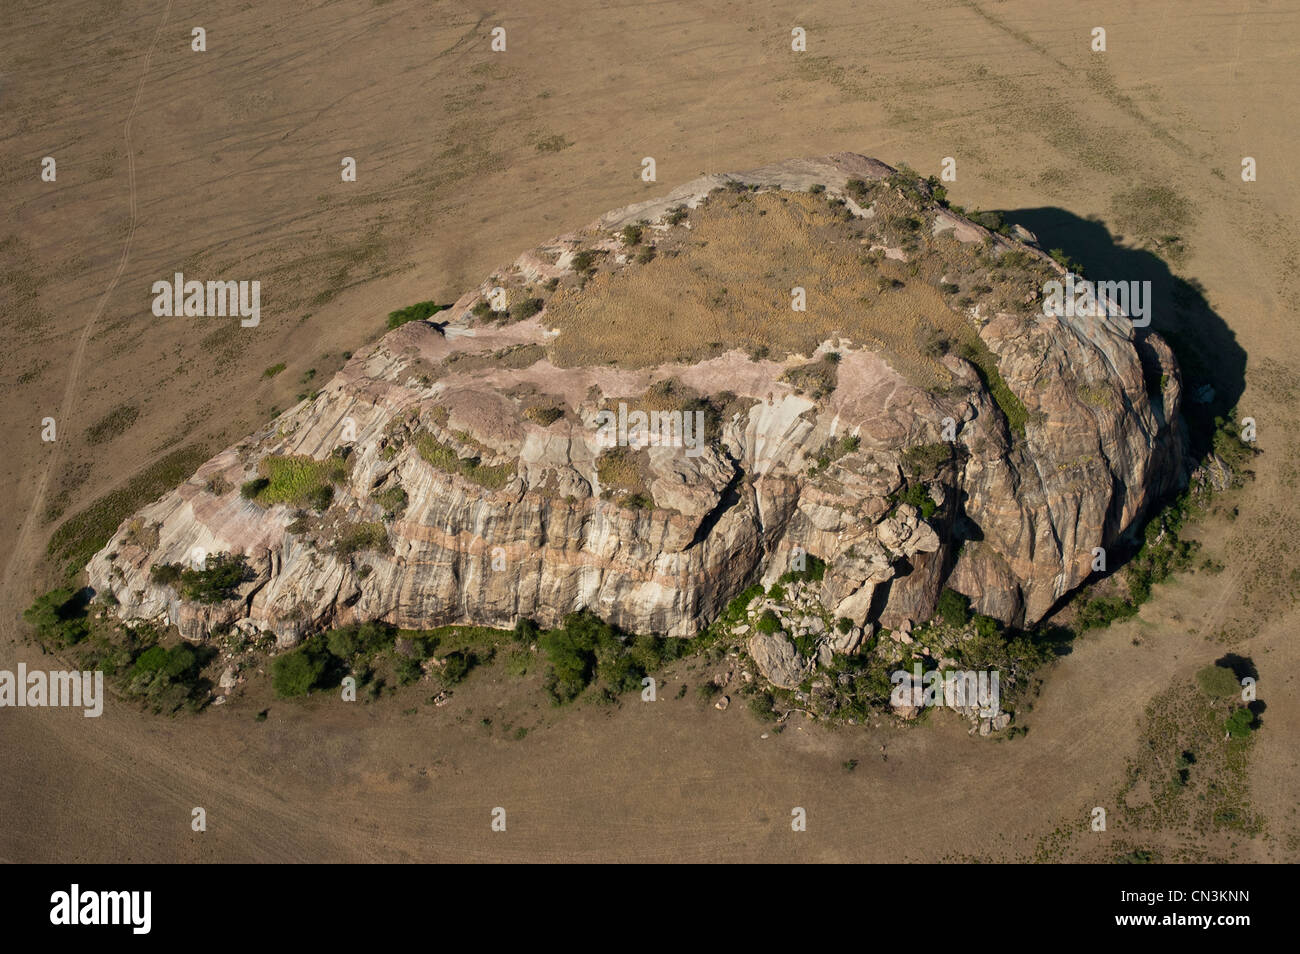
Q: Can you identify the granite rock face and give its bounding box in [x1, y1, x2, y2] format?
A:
[87, 154, 1185, 646]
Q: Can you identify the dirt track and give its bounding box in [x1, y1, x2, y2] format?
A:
[2, 0, 1297, 862]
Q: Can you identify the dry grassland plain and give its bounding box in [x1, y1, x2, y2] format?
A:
[1, 0, 1298, 862]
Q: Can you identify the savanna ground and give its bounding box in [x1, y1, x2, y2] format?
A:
[2, 0, 1298, 862]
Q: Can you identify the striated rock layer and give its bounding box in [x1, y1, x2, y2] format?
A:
[88, 154, 1186, 646]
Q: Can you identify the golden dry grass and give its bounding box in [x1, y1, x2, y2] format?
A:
[543, 190, 1021, 388]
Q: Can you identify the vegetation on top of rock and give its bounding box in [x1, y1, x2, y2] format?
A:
[415, 431, 516, 489]
[332, 521, 389, 555]
[777, 554, 826, 586]
[242, 453, 349, 510]
[386, 300, 447, 329]
[149, 553, 250, 604]
[595, 446, 655, 509]
[890, 482, 939, 520]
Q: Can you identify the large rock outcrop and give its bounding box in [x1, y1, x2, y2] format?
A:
[87, 154, 1185, 646]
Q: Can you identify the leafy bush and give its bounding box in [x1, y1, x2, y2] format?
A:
[778, 554, 827, 585]
[386, 301, 447, 329]
[895, 482, 938, 520]
[509, 297, 543, 321]
[441, 651, 473, 684]
[512, 617, 541, 644]
[23, 588, 90, 647]
[370, 485, 408, 519]
[539, 610, 640, 704]
[541, 624, 598, 704]
[1225, 708, 1255, 738]
[149, 563, 182, 586]
[755, 609, 782, 634]
[123, 640, 213, 713]
[937, 588, 971, 628]
[571, 249, 604, 274]
[1195, 664, 1240, 699]
[1076, 594, 1138, 631]
[271, 645, 328, 698]
[901, 442, 951, 477]
[324, 620, 397, 661]
[748, 691, 776, 720]
[175, 554, 249, 604]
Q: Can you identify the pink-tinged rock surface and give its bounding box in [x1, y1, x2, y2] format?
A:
[87, 155, 1184, 646]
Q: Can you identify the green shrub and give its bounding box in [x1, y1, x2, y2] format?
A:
[1225, 708, 1254, 738]
[1076, 594, 1137, 631]
[901, 443, 951, 477]
[23, 588, 90, 647]
[894, 482, 937, 519]
[541, 625, 598, 704]
[173, 554, 249, 604]
[149, 563, 183, 586]
[509, 297, 543, 321]
[538, 610, 640, 704]
[571, 249, 603, 274]
[323, 620, 396, 661]
[441, 651, 473, 684]
[937, 588, 971, 627]
[747, 691, 776, 720]
[387, 301, 447, 329]
[512, 617, 540, 644]
[123, 640, 212, 713]
[272, 646, 328, 698]
[756, 609, 782, 634]
[777, 554, 827, 585]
